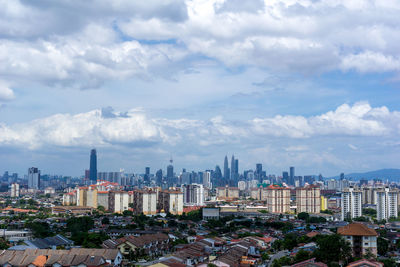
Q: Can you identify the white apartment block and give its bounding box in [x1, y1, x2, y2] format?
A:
[341, 187, 362, 221]
[10, 183, 20, 198]
[203, 171, 212, 189]
[376, 187, 398, 221]
[182, 184, 204, 206]
[108, 191, 129, 213]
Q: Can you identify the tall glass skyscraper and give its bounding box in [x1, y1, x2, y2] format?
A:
[89, 149, 97, 183]
[28, 167, 40, 189]
[290, 166, 295, 186]
[223, 155, 229, 180]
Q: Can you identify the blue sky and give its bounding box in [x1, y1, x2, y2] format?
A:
[1, 0, 400, 177]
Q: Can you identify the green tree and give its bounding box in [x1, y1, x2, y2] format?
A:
[298, 212, 309, 221]
[313, 234, 351, 264]
[283, 233, 298, 250]
[377, 236, 389, 256]
[26, 221, 52, 238]
[101, 217, 110, 225]
[294, 249, 311, 263]
[66, 216, 94, 234]
[379, 258, 396, 267]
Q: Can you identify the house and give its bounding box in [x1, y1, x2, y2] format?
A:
[338, 223, 378, 257]
[0, 248, 122, 267]
[291, 258, 327, 267]
[346, 259, 384, 267]
[102, 233, 170, 258]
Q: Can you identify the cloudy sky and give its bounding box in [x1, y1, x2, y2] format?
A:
[1, 0, 400, 177]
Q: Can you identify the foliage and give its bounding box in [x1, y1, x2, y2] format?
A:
[298, 212, 310, 221]
[101, 217, 110, 225]
[66, 216, 94, 234]
[306, 216, 326, 223]
[26, 221, 52, 238]
[362, 208, 377, 216]
[122, 210, 133, 216]
[179, 209, 202, 222]
[312, 234, 351, 264]
[378, 258, 396, 267]
[320, 210, 334, 215]
[71, 232, 109, 248]
[282, 233, 298, 250]
[377, 237, 389, 256]
[272, 256, 291, 267]
[0, 238, 9, 250]
[353, 216, 369, 222]
[294, 249, 311, 263]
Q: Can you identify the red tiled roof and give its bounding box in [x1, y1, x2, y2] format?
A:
[338, 223, 377, 236]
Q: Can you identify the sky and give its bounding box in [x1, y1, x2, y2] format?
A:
[1, 0, 400, 177]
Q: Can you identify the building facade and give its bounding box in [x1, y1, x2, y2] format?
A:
[338, 223, 378, 258]
[296, 185, 321, 214]
[266, 184, 290, 213]
[10, 183, 20, 198]
[341, 187, 362, 220]
[182, 184, 204, 206]
[376, 187, 398, 221]
[28, 167, 40, 190]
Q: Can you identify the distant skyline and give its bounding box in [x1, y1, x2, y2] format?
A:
[1, 1, 400, 176]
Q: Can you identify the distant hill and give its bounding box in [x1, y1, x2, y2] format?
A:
[330, 169, 400, 181]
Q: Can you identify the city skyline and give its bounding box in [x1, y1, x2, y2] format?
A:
[1, 1, 400, 176]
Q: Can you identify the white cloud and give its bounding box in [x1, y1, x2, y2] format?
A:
[0, 0, 400, 91]
[0, 85, 14, 101]
[1, 102, 399, 150]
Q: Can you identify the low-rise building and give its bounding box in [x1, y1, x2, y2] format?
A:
[338, 223, 378, 258]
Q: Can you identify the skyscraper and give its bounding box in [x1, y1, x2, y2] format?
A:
[223, 156, 229, 180]
[89, 149, 97, 183]
[167, 164, 174, 185]
[144, 167, 150, 183]
[289, 166, 295, 186]
[156, 169, 163, 184]
[230, 155, 235, 180]
[28, 167, 40, 189]
[256, 163, 262, 181]
[234, 159, 239, 177]
[282, 171, 289, 184]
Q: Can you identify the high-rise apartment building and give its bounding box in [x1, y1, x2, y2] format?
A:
[182, 184, 204, 206]
[341, 187, 362, 220]
[203, 171, 212, 189]
[108, 191, 129, 213]
[376, 187, 398, 221]
[216, 186, 239, 200]
[10, 183, 20, 197]
[89, 149, 97, 183]
[266, 184, 291, 213]
[28, 167, 40, 190]
[131, 189, 157, 215]
[296, 185, 321, 213]
[158, 190, 183, 215]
